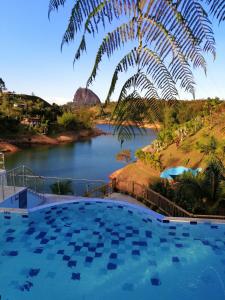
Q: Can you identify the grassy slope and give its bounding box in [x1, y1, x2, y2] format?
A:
[111, 103, 225, 186]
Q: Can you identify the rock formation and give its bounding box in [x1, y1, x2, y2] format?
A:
[73, 87, 101, 106]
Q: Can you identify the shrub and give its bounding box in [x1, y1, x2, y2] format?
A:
[50, 180, 74, 195]
[116, 149, 131, 163]
[57, 112, 79, 130]
[135, 149, 162, 170]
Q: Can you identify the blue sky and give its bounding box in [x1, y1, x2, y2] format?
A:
[0, 0, 225, 105]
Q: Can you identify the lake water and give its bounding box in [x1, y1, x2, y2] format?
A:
[5, 125, 157, 182]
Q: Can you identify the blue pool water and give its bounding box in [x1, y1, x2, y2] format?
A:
[1, 200, 225, 300]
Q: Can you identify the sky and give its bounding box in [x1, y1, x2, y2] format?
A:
[0, 0, 225, 105]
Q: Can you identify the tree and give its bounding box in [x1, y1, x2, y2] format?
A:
[152, 158, 225, 214]
[57, 112, 79, 130]
[49, 1, 224, 139]
[116, 149, 131, 163]
[203, 158, 225, 205]
[196, 136, 218, 160]
[0, 78, 6, 94]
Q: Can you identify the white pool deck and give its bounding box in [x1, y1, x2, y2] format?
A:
[42, 193, 146, 208]
[0, 186, 26, 202]
[0, 190, 225, 224]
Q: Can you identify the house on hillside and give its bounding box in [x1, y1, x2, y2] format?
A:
[21, 116, 41, 127]
[13, 103, 26, 109]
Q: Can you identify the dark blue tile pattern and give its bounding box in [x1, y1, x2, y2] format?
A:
[0, 201, 225, 300]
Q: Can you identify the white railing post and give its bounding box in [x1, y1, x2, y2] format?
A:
[22, 165, 25, 187]
[13, 170, 16, 192]
[1, 173, 5, 201]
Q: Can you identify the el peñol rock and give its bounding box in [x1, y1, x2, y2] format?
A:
[73, 87, 101, 106]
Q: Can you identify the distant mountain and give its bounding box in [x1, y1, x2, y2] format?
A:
[73, 88, 101, 106]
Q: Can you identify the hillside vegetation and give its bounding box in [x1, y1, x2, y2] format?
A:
[111, 101, 225, 215]
[0, 92, 99, 152]
[0, 92, 95, 137]
[111, 101, 225, 184]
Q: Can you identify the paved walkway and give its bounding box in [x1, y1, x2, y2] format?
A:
[105, 193, 146, 207]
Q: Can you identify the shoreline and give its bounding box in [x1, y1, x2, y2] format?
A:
[95, 119, 161, 130]
[0, 127, 104, 154]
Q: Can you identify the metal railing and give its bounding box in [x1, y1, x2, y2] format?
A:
[1, 165, 111, 203]
[2, 165, 224, 219]
[0, 152, 5, 170]
[111, 178, 225, 219]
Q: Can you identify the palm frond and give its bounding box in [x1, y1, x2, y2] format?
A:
[139, 47, 178, 99]
[117, 72, 159, 102]
[111, 72, 160, 140]
[50, 0, 225, 140]
[205, 0, 225, 23]
[105, 48, 138, 102]
[112, 91, 148, 140]
[177, 1, 216, 57]
[86, 19, 137, 86]
[48, 0, 66, 17]
[60, 0, 137, 48]
[144, 1, 216, 58]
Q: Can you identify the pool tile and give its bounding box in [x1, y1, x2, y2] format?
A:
[71, 273, 81, 280]
[63, 255, 71, 261]
[67, 260, 77, 268]
[33, 248, 43, 254]
[107, 262, 117, 270]
[29, 269, 40, 277]
[40, 239, 49, 245]
[172, 256, 180, 263]
[151, 278, 161, 286]
[85, 256, 93, 263]
[109, 253, 117, 259]
[35, 232, 47, 239]
[95, 252, 102, 257]
[7, 251, 18, 256]
[132, 250, 140, 256]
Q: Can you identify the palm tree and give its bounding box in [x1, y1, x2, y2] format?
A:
[49, 0, 224, 139]
[203, 158, 225, 205]
[175, 158, 225, 213]
[175, 172, 205, 212]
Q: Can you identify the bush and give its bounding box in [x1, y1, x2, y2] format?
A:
[57, 110, 93, 131]
[50, 180, 73, 195]
[116, 149, 131, 163]
[150, 158, 225, 214]
[57, 112, 79, 130]
[135, 149, 162, 170]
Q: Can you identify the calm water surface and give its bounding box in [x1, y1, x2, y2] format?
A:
[6, 125, 157, 181]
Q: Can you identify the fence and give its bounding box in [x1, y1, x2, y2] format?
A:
[112, 178, 225, 219]
[1, 165, 111, 202]
[111, 179, 192, 217]
[1, 165, 225, 219]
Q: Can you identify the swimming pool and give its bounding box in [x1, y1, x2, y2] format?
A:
[1, 200, 225, 300]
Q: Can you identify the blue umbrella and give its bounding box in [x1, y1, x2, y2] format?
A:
[160, 166, 201, 180]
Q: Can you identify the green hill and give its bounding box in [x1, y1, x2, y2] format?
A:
[0, 92, 51, 109]
[0, 92, 61, 137]
[111, 102, 225, 186]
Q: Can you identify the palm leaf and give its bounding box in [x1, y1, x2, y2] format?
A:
[86, 19, 137, 86]
[49, 0, 225, 139]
